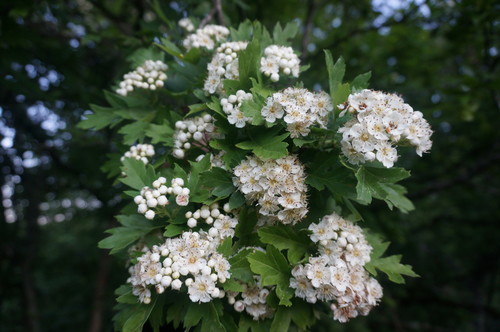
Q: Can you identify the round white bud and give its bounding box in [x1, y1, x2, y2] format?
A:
[171, 279, 182, 290]
[151, 253, 160, 262]
[134, 195, 143, 204]
[234, 301, 245, 312]
[184, 278, 193, 286]
[210, 209, 220, 218]
[187, 218, 197, 228]
[138, 204, 148, 214]
[161, 276, 172, 287]
[147, 198, 158, 208]
[157, 195, 168, 206]
[145, 210, 155, 220]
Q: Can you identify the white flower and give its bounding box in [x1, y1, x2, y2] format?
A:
[116, 60, 168, 96]
[188, 275, 216, 303]
[339, 89, 432, 167]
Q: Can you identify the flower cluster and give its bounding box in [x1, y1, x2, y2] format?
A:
[120, 144, 155, 165]
[289, 213, 382, 323]
[338, 89, 433, 168]
[227, 275, 274, 320]
[182, 24, 230, 51]
[134, 177, 190, 220]
[220, 90, 253, 128]
[127, 231, 231, 304]
[261, 87, 333, 138]
[260, 45, 300, 82]
[116, 60, 168, 96]
[204, 41, 248, 94]
[178, 18, 195, 32]
[185, 202, 238, 240]
[173, 114, 215, 159]
[232, 155, 308, 225]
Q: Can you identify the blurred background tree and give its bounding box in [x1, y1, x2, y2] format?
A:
[0, 0, 498, 331]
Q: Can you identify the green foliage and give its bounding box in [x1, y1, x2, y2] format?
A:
[236, 127, 290, 160]
[257, 225, 311, 264]
[365, 232, 419, 284]
[98, 215, 162, 254]
[120, 158, 157, 191]
[355, 166, 414, 213]
[247, 246, 294, 306]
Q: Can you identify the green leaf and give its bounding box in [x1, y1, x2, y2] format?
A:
[217, 237, 233, 257]
[365, 232, 419, 284]
[77, 104, 121, 130]
[99, 216, 162, 254]
[289, 299, 315, 330]
[238, 23, 262, 89]
[238, 313, 271, 332]
[228, 248, 255, 283]
[209, 140, 247, 169]
[164, 224, 185, 237]
[234, 207, 258, 247]
[247, 245, 293, 306]
[355, 166, 414, 212]
[305, 152, 358, 199]
[118, 121, 151, 145]
[230, 20, 253, 41]
[270, 307, 291, 332]
[272, 22, 299, 45]
[186, 103, 207, 117]
[332, 82, 351, 111]
[145, 120, 174, 145]
[188, 155, 212, 203]
[122, 297, 157, 332]
[222, 278, 246, 292]
[258, 225, 310, 264]
[324, 52, 345, 98]
[228, 191, 246, 210]
[236, 127, 289, 160]
[200, 167, 235, 199]
[120, 158, 157, 190]
[155, 38, 183, 59]
[351, 71, 372, 92]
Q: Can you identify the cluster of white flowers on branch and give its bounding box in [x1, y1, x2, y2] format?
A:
[232, 155, 308, 225]
[182, 24, 230, 51]
[227, 275, 274, 320]
[178, 18, 195, 32]
[115, 60, 168, 96]
[128, 230, 232, 304]
[260, 45, 300, 82]
[134, 177, 190, 220]
[220, 90, 253, 128]
[184, 202, 238, 240]
[120, 144, 155, 165]
[290, 213, 383, 323]
[338, 89, 433, 168]
[261, 87, 333, 138]
[173, 114, 215, 159]
[204, 41, 248, 94]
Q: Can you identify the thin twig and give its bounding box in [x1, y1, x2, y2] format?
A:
[199, 7, 217, 28]
[214, 0, 226, 26]
[301, 0, 316, 60]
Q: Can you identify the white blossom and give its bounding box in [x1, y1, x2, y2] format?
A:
[116, 60, 167, 96]
[338, 89, 432, 167]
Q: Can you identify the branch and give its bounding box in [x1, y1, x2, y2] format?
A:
[301, 0, 316, 61]
[214, 0, 226, 26]
[199, 7, 217, 28]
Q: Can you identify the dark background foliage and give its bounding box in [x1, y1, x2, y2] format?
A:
[1, 0, 498, 331]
